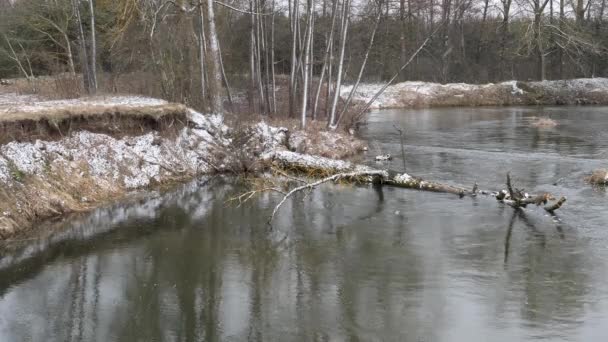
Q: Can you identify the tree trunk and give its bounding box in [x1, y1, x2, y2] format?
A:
[399, 0, 406, 81]
[88, 0, 98, 94]
[249, 0, 256, 111]
[218, 44, 233, 108]
[328, 0, 351, 127]
[73, 0, 90, 92]
[575, 0, 586, 24]
[499, 0, 511, 81]
[63, 32, 76, 75]
[300, 0, 314, 128]
[558, 0, 565, 78]
[440, 0, 452, 82]
[289, 0, 300, 118]
[334, 7, 381, 129]
[198, 1, 208, 102]
[206, 0, 224, 113]
[312, 0, 338, 120]
[475, 0, 490, 63]
[270, 0, 277, 114]
[536, 14, 545, 80]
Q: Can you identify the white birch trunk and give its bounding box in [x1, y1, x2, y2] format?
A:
[300, 0, 314, 128]
[312, 0, 337, 120]
[206, 0, 224, 113]
[334, 8, 381, 129]
[88, 0, 98, 93]
[328, 0, 350, 127]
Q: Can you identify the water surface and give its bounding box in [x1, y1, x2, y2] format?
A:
[1, 106, 607, 341]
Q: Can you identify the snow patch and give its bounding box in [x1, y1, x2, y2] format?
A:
[0, 108, 230, 189]
[272, 150, 373, 173]
[393, 173, 413, 183]
[250, 122, 288, 151]
[340, 78, 608, 109]
[0, 157, 10, 182]
[0, 94, 168, 114]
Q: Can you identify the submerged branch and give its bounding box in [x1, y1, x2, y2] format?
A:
[269, 169, 387, 223]
[238, 151, 568, 223]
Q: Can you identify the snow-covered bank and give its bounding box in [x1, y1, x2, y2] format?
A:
[0, 104, 229, 238]
[0, 95, 365, 239]
[340, 78, 608, 109]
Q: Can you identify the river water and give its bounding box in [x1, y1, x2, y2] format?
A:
[1, 107, 607, 341]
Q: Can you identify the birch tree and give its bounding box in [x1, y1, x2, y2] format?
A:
[333, 1, 382, 129]
[206, 0, 224, 113]
[88, 0, 98, 93]
[300, 0, 314, 128]
[328, 0, 351, 127]
[312, 0, 338, 120]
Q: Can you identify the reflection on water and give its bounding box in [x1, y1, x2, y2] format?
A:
[1, 107, 608, 341]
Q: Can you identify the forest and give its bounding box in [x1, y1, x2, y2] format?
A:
[1, 0, 607, 127]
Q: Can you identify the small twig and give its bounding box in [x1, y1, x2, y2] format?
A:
[226, 187, 286, 207]
[272, 167, 307, 184]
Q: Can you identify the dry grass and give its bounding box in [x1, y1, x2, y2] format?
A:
[0, 152, 197, 240]
[287, 130, 367, 160]
[531, 117, 558, 128]
[0, 103, 189, 144]
[0, 168, 121, 239]
[1, 74, 84, 99]
[586, 169, 608, 186]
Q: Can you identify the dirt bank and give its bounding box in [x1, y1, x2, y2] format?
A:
[341, 78, 608, 109]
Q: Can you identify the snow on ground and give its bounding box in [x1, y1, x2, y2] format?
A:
[0, 109, 223, 189]
[340, 78, 608, 109]
[0, 92, 372, 237]
[267, 150, 373, 173]
[0, 93, 168, 115]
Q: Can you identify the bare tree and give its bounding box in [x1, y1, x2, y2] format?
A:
[72, 0, 91, 92]
[289, 0, 300, 117]
[499, 0, 513, 79]
[198, 0, 208, 101]
[300, 0, 314, 128]
[88, 0, 98, 93]
[206, 0, 224, 113]
[328, 0, 351, 127]
[2, 34, 34, 79]
[333, 1, 382, 129]
[27, 1, 76, 75]
[312, 0, 338, 120]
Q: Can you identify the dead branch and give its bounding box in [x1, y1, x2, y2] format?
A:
[257, 151, 567, 222]
[271, 167, 308, 184]
[226, 186, 286, 207]
[545, 197, 567, 212]
[269, 170, 387, 223]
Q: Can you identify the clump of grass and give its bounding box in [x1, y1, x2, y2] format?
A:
[5, 159, 25, 182]
[586, 169, 608, 186]
[287, 129, 367, 160]
[531, 117, 558, 128]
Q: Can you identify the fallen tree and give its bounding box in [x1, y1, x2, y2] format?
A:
[256, 150, 566, 223]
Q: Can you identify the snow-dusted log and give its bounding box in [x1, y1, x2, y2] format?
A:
[263, 151, 566, 221]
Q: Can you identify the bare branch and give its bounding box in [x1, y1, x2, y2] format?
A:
[269, 170, 386, 223]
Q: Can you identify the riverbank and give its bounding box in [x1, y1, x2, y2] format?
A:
[341, 78, 608, 109]
[0, 94, 365, 239]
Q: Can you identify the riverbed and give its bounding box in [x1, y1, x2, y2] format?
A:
[1, 106, 607, 341]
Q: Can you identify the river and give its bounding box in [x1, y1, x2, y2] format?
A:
[1, 106, 607, 341]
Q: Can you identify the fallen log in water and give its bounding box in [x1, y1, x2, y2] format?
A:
[261, 150, 566, 222]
